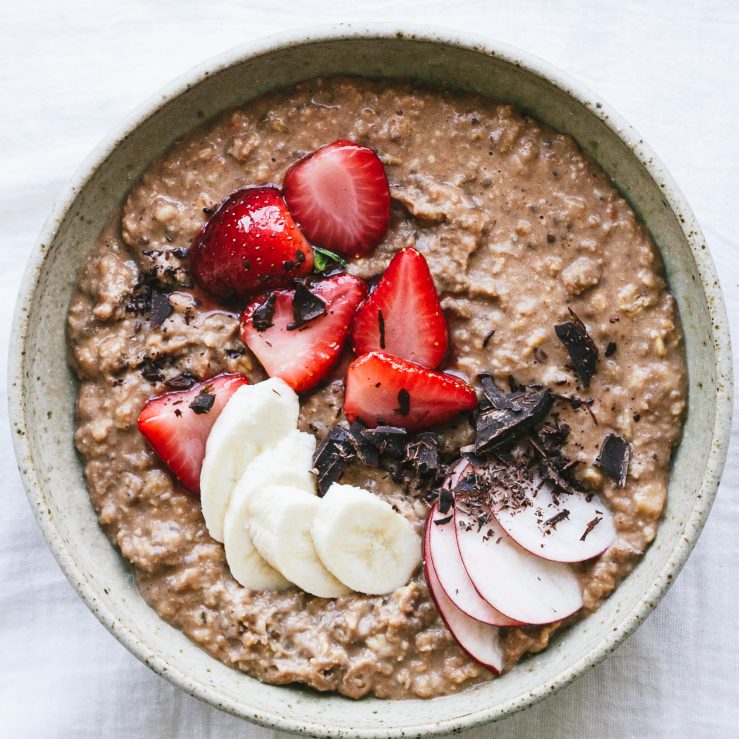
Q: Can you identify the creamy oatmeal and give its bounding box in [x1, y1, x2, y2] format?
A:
[68, 77, 686, 699]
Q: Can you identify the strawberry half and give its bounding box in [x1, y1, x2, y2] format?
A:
[137, 373, 249, 494]
[344, 352, 478, 433]
[351, 247, 448, 368]
[283, 139, 390, 258]
[240, 273, 368, 392]
[191, 186, 314, 300]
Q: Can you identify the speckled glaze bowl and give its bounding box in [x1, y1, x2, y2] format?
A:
[8, 24, 733, 737]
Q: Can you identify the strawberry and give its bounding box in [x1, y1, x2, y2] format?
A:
[191, 186, 314, 300]
[344, 352, 478, 433]
[137, 373, 249, 494]
[350, 247, 448, 368]
[283, 139, 390, 257]
[240, 273, 367, 392]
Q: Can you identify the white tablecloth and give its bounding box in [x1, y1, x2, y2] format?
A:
[2, 1, 738, 737]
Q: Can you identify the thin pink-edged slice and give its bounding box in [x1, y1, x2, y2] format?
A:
[424, 538, 503, 674]
[455, 506, 583, 625]
[425, 506, 521, 626]
[493, 478, 617, 563]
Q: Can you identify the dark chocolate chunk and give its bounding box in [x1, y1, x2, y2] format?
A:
[452, 467, 478, 494]
[438, 486, 454, 514]
[605, 341, 617, 357]
[189, 392, 215, 414]
[530, 433, 583, 496]
[150, 290, 173, 326]
[475, 373, 553, 454]
[537, 421, 571, 453]
[361, 425, 408, 458]
[405, 432, 440, 479]
[554, 308, 599, 387]
[139, 357, 165, 383]
[433, 514, 453, 526]
[395, 388, 411, 416]
[346, 420, 380, 467]
[381, 455, 407, 483]
[287, 283, 326, 330]
[595, 432, 631, 487]
[125, 291, 152, 315]
[171, 246, 190, 259]
[252, 293, 276, 332]
[165, 371, 199, 390]
[312, 426, 355, 495]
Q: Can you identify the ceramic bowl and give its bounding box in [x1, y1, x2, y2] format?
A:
[8, 24, 733, 738]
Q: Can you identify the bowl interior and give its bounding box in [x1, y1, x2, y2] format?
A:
[10, 29, 731, 737]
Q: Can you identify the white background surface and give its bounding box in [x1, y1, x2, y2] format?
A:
[1, 1, 738, 737]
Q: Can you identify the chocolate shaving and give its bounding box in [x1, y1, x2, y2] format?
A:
[378, 309, 386, 349]
[580, 516, 602, 541]
[189, 392, 215, 414]
[361, 426, 408, 458]
[395, 389, 411, 416]
[165, 371, 198, 390]
[482, 328, 495, 349]
[312, 426, 355, 495]
[595, 432, 631, 487]
[605, 341, 617, 357]
[475, 373, 553, 454]
[252, 293, 276, 332]
[554, 308, 599, 387]
[544, 509, 570, 529]
[287, 284, 326, 330]
[149, 290, 173, 326]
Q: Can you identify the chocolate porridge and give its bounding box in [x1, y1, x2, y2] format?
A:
[68, 77, 687, 699]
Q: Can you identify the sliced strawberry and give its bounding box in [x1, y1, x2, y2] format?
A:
[191, 186, 314, 300]
[137, 373, 249, 494]
[283, 139, 390, 257]
[240, 274, 367, 393]
[351, 247, 448, 368]
[344, 352, 477, 432]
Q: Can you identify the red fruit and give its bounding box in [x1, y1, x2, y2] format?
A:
[240, 274, 367, 393]
[137, 373, 249, 494]
[191, 186, 314, 300]
[351, 247, 448, 367]
[283, 139, 390, 257]
[344, 352, 477, 432]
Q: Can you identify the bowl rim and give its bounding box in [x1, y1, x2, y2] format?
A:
[8, 22, 734, 737]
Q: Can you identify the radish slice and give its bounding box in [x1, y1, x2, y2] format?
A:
[424, 540, 504, 674]
[456, 505, 583, 625]
[493, 478, 617, 563]
[425, 506, 521, 626]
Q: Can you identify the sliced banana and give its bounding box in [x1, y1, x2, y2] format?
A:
[248, 485, 350, 599]
[200, 378, 298, 542]
[223, 430, 316, 590]
[312, 483, 422, 595]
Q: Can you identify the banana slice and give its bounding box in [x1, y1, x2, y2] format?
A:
[248, 485, 350, 599]
[200, 378, 298, 542]
[312, 483, 422, 595]
[223, 431, 316, 590]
